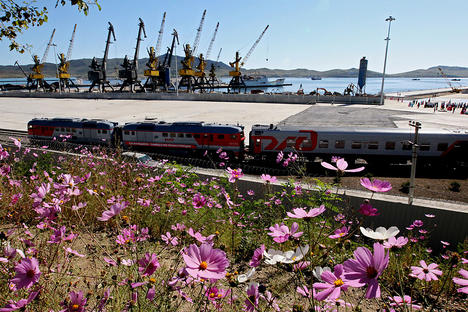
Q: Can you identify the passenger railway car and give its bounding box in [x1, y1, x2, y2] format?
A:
[250, 124, 468, 166]
[28, 118, 119, 145]
[121, 121, 245, 157]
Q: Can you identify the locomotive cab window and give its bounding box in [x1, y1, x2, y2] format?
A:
[368, 142, 379, 150]
[124, 131, 129, 135]
[437, 143, 448, 151]
[98, 130, 101, 134]
[420, 143, 430, 151]
[162, 133, 168, 137]
[319, 140, 329, 148]
[335, 140, 345, 149]
[385, 142, 395, 150]
[102, 130, 107, 134]
[170, 133, 176, 138]
[351, 141, 362, 149]
[186, 134, 192, 138]
[178, 133, 184, 138]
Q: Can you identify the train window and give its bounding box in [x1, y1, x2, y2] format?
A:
[402, 142, 412, 150]
[254, 131, 262, 135]
[420, 143, 430, 151]
[154, 135, 158, 139]
[131, 131, 135, 135]
[98, 130, 101, 134]
[79, 131, 82, 135]
[102, 130, 107, 134]
[368, 142, 379, 150]
[385, 142, 395, 150]
[194, 134, 200, 138]
[319, 140, 328, 148]
[170, 133, 176, 138]
[437, 143, 448, 151]
[61, 128, 65, 132]
[66, 128, 70, 132]
[218, 135, 225, 139]
[335, 140, 345, 149]
[351, 141, 362, 149]
[178, 133, 184, 138]
[209, 135, 214, 141]
[163, 133, 168, 137]
[124, 131, 129, 135]
[186, 134, 193, 138]
[72, 128, 76, 133]
[287, 138, 295, 147]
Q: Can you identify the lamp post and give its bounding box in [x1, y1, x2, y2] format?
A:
[379, 16, 395, 106]
[408, 120, 421, 205]
[52, 43, 61, 94]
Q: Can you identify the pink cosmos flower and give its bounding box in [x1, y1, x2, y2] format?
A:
[192, 193, 207, 209]
[226, 167, 243, 183]
[182, 244, 229, 281]
[452, 268, 468, 294]
[313, 264, 360, 301]
[249, 244, 265, 267]
[60, 291, 87, 312]
[0, 291, 38, 312]
[261, 174, 277, 183]
[11, 258, 41, 290]
[187, 228, 215, 245]
[383, 236, 408, 249]
[321, 158, 365, 173]
[410, 260, 442, 281]
[276, 151, 284, 163]
[97, 201, 128, 221]
[329, 226, 349, 239]
[359, 178, 392, 192]
[267, 222, 303, 243]
[296, 285, 313, 298]
[161, 232, 179, 246]
[388, 295, 421, 310]
[358, 203, 380, 216]
[343, 242, 389, 298]
[9, 137, 21, 149]
[245, 282, 259, 312]
[413, 220, 424, 227]
[48, 226, 77, 244]
[138, 253, 160, 277]
[287, 205, 326, 220]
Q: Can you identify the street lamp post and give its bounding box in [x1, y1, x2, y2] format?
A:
[52, 44, 61, 94]
[379, 16, 395, 106]
[408, 120, 421, 205]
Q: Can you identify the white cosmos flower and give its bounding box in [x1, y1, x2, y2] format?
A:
[264, 245, 309, 265]
[237, 268, 256, 283]
[360, 226, 400, 240]
[313, 266, 331, 281]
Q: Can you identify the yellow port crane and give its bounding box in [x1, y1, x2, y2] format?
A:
[27, 29, 56, 91]
[56, 24, 79, 92]
[438, 67, 461, 93]
[179, 10, 206, 91]
[228, 25, 269, 93]
[143, 12, 166, 92]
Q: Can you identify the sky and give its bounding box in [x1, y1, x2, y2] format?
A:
[2, 0, 468, 74]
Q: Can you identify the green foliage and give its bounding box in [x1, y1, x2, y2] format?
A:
[0, 0, 100, 53]
[449, 181, 461, 192]
[400, 181, 410, 194]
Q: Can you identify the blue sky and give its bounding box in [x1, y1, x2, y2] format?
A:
[2, 0, 468, 73]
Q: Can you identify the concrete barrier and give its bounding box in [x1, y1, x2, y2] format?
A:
[0, 91, 382, 105]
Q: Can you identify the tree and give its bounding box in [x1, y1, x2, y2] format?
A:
[0, 0, 100, 53]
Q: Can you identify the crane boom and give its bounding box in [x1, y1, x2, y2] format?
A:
[41, 28, 56, 64]
[133, 18, 147, 70]
[102, 22, 116, 74]
[205, 22, 219, 60]
[155, 12, 166, 57]
[192, 9, 206, 55]
[216, 47, 222, 62]
[66, 24, 77, 60]
[242, 25, 269, 67]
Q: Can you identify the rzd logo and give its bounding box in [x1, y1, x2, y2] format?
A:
[261, 130, 317, 151]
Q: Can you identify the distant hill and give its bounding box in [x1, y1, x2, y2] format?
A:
[1, 57, 467, 79]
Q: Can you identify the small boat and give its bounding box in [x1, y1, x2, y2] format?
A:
[310, 76, 322, 80]
[451, 78, 461, 81]
[242, 75, 285, 87]
[412, 78, 420, 81]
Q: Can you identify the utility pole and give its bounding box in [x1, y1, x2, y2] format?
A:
[408, 120, 421, 205]
[379, 16, 395, 106]
[52, 44, 61, 94]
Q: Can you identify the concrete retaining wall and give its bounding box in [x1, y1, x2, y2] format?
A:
[195, 170, 468, 249]
[0, 91, 381, 105]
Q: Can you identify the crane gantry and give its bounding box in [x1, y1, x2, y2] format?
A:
[57, 24, 79, 92]
[26, 28, 56, 91]
[228, 25, 269, 93]
[144, 12, 167, 92]
[88, 22, 116, 92]
[119, 18, 147, 92]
